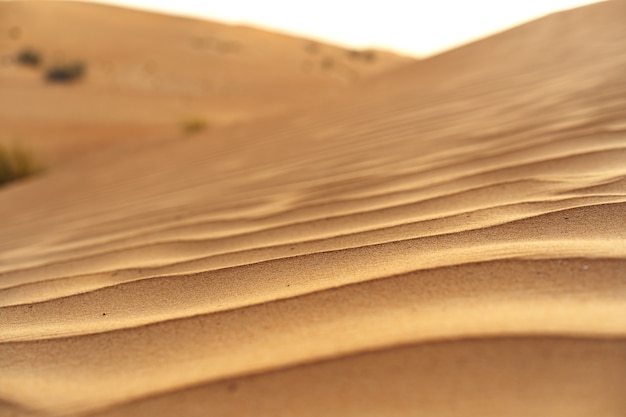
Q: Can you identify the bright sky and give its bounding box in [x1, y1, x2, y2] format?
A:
[83, 0, 603, 57]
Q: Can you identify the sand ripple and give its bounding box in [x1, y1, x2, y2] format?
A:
[1, 1, 626, 416]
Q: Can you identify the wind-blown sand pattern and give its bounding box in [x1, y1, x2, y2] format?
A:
[1, 1, 626, 416]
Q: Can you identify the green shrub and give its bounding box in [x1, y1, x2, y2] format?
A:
[45, 61, 86, 83]
[0, 142, 43, 187]
[16, 47, 42, 67]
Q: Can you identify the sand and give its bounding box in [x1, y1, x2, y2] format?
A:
[0, 1, 411, 165]
[1, 1, 626, 416]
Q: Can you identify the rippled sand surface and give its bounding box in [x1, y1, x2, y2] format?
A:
[1, 1, 625, 416]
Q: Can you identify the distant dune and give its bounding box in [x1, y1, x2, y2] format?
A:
[0, 1, 412, 164]
[1, 1, 625, 416]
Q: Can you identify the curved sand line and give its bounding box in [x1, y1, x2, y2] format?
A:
[84, 336, 626, 417]
[1, 259, 625, 414]
[1, 199, 625, 307]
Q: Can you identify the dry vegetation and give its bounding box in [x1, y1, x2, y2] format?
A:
[0, 142, 43, 187]
[14, 46, 86, 83]
[45, 61, 86, 83]
[15, 47, 42, 67]
[180, 118, 209, 136]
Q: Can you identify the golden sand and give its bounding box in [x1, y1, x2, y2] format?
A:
[0, 1, 625, 416]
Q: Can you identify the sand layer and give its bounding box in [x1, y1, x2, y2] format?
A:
[1, 1, 626, 416]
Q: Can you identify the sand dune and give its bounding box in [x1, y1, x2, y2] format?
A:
[1, 1, 626, 416]
[0, 1, 411, 164]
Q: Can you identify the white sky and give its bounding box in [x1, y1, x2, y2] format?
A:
[82, 0, 603, 57]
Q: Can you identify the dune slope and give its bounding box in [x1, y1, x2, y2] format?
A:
[1, 1, 626, 416]
[0, 1, 411, 164]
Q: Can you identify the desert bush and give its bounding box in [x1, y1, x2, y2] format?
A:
[45, 61, 86, 83]
[346, 49, 376, 62]
[180, 118, 209, 136]
[362, 50, 376, 62]
[15, 47, 42, 67]
[321, 57, 334, 69]
[347, 49, 359, 59]
[0, 142, 43, 187]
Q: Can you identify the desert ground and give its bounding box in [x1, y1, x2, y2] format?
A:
[0, 1, 625, 416]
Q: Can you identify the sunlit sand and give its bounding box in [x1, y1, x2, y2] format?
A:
[0, 1, 625, 416]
